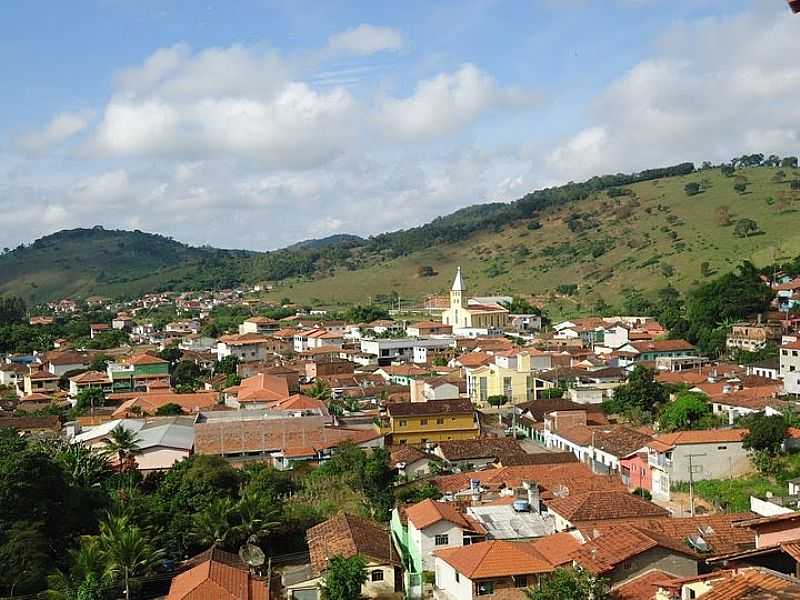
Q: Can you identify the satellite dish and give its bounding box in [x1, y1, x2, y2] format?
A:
[552, 484, 570, 498]
[239, 537, 266, 569]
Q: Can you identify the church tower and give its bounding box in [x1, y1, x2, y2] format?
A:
[450, 267, 465, 309]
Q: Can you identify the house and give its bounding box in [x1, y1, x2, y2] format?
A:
[284, 512, 401, 600]
[544, 490, 668, 532]
[23, 370, 60, 396]
[441, 268, 509, 332]
[748, 358, 781, 381]
[112, 314, 133, 331]
[733, 511, 800, 549]
[782, 341, 800, 395]
[89, 323, 111, 339]
[509, 314, 542, 333]
[708, 384, 786, 424]
[223, 373, 290, 409]
[407, 322, 453, 337]
[0, 362, 26, 391]
[410, 377, 460, 403]
[293, 329, 345, 353]
[166, 547, 268, 600]
[165, 319, 201, 334]
[683, 567, 800, 600]
[619, 340, 698, 363]
[396, 499, 487, 575]
[361, 338, 453, 366]
[647, 429, 751, 502]
[111, 391, 220, 417]
[376, 364, 433, 386]
[71, 416, 195, 471]
[238, 316, 279, 335]
[431, 438, 527, 471]
[107, 353, 170, 392]
[465, 352, 554, 406]
[369, 320, 405, 336]
[68, 370, 112, 397]
[726, 322, 781, 354]
[390, 446, 435, 480]
[432, 533, 581, 600]
[217, 333, 285, 363]
[45, 351, 92, 376]
[381, 399, 479, 446]
[571, 525, 699, 586]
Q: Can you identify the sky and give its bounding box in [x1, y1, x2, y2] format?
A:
[1, 0, 799, 251]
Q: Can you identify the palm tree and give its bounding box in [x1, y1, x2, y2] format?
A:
[47, 536, 109, 600]
[307, 379, 332, 401]
[56, 442, 111, 488]
[191, 497, 237, 548]
[98, 514, 163, 599]
[234, 491, 280, 545]
[103, 425, 141, 469]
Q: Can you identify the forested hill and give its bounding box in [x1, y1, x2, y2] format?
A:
[3, 157, 800, 306]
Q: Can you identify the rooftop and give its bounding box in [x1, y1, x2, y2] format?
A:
[545, 490, 668, 523]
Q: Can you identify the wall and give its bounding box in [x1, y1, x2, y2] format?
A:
[136, 447, 190, 471]
[606, 547, 697, 587]
[410, 520, 463, 572]
[670, 442, 751, 483]
[755, 521, 800, 548]
[434, 557, 474, 600]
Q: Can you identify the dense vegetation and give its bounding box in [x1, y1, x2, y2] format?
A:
[0, 431, 395, 598]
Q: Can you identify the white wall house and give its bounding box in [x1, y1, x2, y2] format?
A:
[781, 342, 800, 395]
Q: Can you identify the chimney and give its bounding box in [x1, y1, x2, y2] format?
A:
[523, 480, 541, 513]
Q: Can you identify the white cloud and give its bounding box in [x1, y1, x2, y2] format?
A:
[378, 64, 540, 141]
[547, 9, 800, 179]
[15, 111, 92, 156]
[327, 24, 405, 56]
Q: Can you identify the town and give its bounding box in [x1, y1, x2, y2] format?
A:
[2, 261, 800, 600]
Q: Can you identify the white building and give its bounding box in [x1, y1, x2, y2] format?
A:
[781, 341, 800, 395]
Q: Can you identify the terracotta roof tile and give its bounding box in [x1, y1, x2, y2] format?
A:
[306, 512, 399, 576]
[651, 429, 747, 447]
[435, 438, 526, 461]
[611, 569, 680, 600]
[434, 533, 580, 579]
[700, 567, 800, 600]
[546, 491, 668, 523]
[405, 499, 481, 532]
[386, 399, 474, 417]
[167, 547, 268, 600]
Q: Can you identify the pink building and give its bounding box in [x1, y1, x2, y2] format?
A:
[619, 451, 652, 493]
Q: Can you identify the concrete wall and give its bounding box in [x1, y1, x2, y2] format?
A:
[670, 442, 751, 483]
[409, 520, 463, 572]
[434, 557, 474, 600]
[135, 447, 190, 471]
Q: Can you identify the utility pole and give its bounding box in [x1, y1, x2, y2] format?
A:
[687, 453, 707, 517]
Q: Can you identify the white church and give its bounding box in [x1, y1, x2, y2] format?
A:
[440, 267, 510, 332]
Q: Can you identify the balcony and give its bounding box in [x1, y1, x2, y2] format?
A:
[648, 452, 671, 470]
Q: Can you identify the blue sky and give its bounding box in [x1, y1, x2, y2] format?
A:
[1, 0, 797, 250]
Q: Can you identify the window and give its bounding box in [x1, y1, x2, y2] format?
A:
[623, 562, 632, 570]
[515, 576, 527, 588]
[420, 419, 428, 426]
[478, 582, 495, 595]
[455, 572, 460, 583]
[371, 570, 384, 582]
[435, 534, 449, 546]
[399, 420, 407, 427]
[717, 446, 727, 450]
[436, 418, 444, 425]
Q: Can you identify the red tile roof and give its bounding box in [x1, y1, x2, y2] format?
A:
[545, 491, 668, 523]
[166, 547, 268, 600]
[700, 567, 800, 599]
[434, 533, 580, 579]
[651, 429, 747, 447]
[405, 499, 482, 532]
[306, 512, 400, 576]
[611, 569, 680, 600]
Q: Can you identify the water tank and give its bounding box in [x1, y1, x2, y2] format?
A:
[513, 500, 530, 512]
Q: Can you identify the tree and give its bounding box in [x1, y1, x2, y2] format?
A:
[700, 261, 713, 278]
[216, 355, 239, 376]
[526, 567, 609, 600]
[416, 265, 435, 278]
[102, 425, 141, 467]
[234, 490, 280, 545]
[0, 296, 26, 325]
[781, 156, 798, 168]
[487, 394, 508, 407]
[191, 497, 237, 548]
[657, 392, 716, 432]
[52, 441, 112, 489]
[0, 521, 51, 596]
[308, 379, 333, 401]
[172, 360, 200, 389]
[734, 218, 759, 238]
[98, 514, 163, 600]
[48, 536, 110, 600]
[155, 402, 184, 416]
[684, 182, 701, 196]
[742, 414, 787, 455]
[89, 353, 110, 372]
[320, 554, 368, 600]
[604, 366, 667, 420]
[75, 387, 106, 414]
[791, 179, 800, 191]
[734, 182, 747, 194]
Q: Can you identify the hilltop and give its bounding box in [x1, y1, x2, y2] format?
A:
[3, 160, 800, 309]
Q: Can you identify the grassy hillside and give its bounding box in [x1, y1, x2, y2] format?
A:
[261, 166, 800, 315]
[3, 164, 799, 311]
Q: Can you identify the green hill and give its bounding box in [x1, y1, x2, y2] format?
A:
[3, 161, 800, 310]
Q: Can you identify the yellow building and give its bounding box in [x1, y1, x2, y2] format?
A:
[382, 398, 479, 446]
[441, 267, 509, 330]
[465, 351, 554, 407]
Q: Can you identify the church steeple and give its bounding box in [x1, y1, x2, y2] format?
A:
[450, 267, 465, 309]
